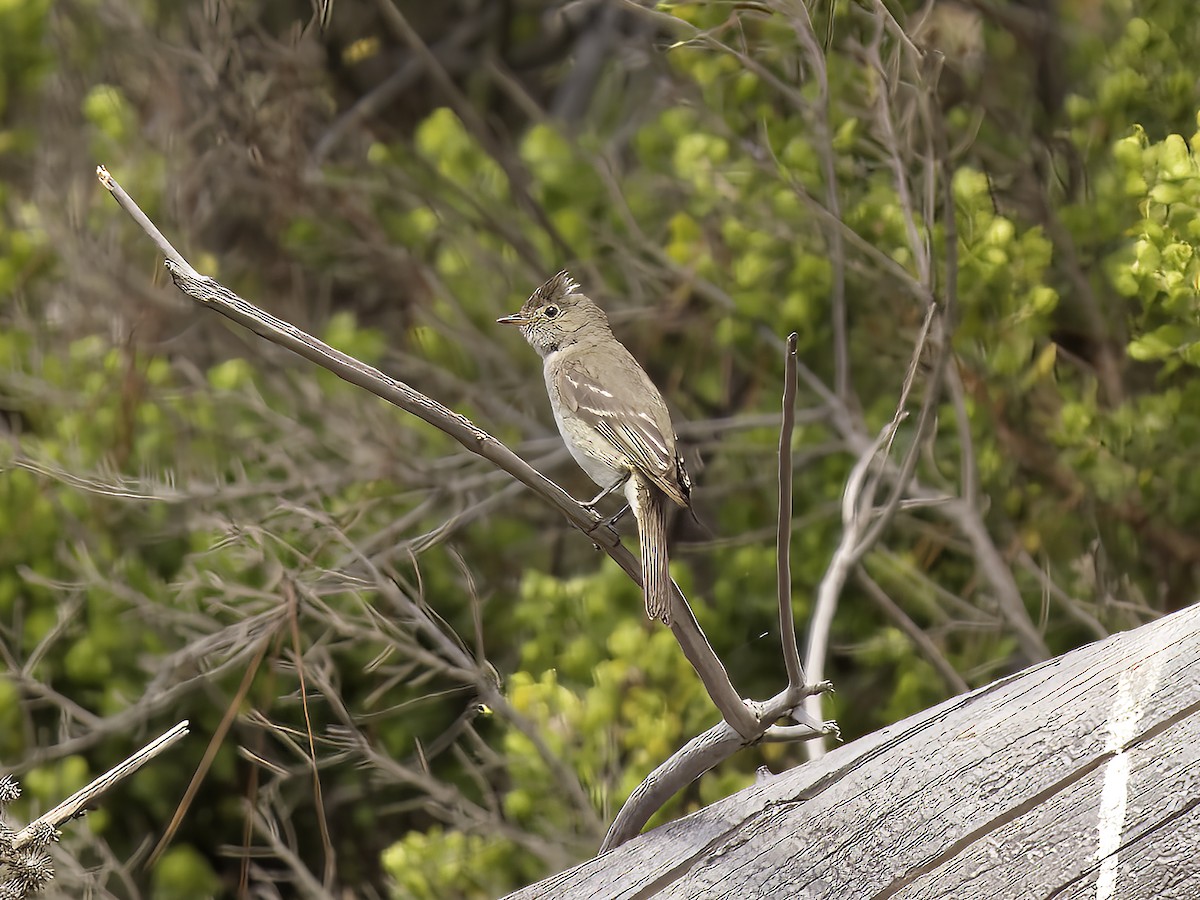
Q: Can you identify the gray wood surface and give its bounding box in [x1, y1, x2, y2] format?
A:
[507, 603, 1200, 899]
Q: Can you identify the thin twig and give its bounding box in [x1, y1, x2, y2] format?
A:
[802, 422, 894, 752]
[1015, 549, 1109, 641]
[147, 632, 273, 867]
[945, 364, 979, 513]
[284, 579, 335, 890]
[776, 333, 805, 693]
[851, 300, 943, 559]
[326, 534, 605, 835]
[372, 0, 573, 259]
[932, 62, 1049, 662]
[311, 13, 492, 166]
[864, 21, 932, 288]
[96, 167, 195, 279]
[11, 721, 190, 852]
[856, 569, 969, 695]
[789, 1, 849, 399]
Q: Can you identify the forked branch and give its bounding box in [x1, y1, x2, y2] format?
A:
[602, 334, 837, 849]
[96, 168, 836, 754]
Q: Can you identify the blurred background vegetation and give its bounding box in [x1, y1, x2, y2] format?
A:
[1, 0, 1199, 896]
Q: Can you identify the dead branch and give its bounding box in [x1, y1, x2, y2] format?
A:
[601, 335, 837, 849]
[7, 720, 189, 853]
[96, 168, 838, 815]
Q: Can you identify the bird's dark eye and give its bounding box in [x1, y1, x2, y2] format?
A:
[544, 305, 559, 318]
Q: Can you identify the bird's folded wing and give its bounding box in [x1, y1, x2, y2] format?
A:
[558, 356, 687, 506]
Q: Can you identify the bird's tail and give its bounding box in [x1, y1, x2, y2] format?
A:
[631, 475, 672, 625]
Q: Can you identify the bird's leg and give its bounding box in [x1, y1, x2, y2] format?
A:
[582, 474, 631, 537]
[583, 473, 630, 510]
[601, 504, 631, 529]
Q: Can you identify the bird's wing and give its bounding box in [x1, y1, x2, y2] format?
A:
[557, 353, 689, 507]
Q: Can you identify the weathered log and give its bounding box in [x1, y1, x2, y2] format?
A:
[508, 603, 1200, 899]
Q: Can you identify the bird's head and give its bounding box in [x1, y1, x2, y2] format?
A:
[497, 270, 609, 357]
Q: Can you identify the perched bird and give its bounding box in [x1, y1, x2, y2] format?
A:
[498, 271, 691, 624]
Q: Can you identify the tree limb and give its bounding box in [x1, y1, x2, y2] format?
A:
[95, 166, 764, 739]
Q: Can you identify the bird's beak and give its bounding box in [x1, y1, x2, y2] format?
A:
[496, 313, 529, 325]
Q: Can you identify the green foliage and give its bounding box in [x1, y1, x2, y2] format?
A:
[82, 84, 139, 160]
[953, 166, 1060, 377]
[7, 0, 1200, 895]
[505, 568, 716, 812]
[384, 828, 535, 900]
[415, 109, 508, 204]
[150, 845, 222, 900]
[0, 0, 51, 137]
[0, 324, 487, 876]
[1117, 121, 1200, 367]
[0, 209, 40, 299]
[19, 755, 89, 810]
